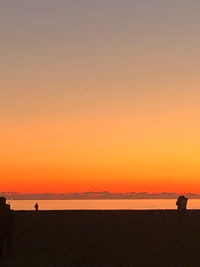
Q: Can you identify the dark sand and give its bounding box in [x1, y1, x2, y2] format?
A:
[1, 210, 200, 267]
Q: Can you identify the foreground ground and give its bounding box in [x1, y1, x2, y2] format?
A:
[1, 210, 200, 267]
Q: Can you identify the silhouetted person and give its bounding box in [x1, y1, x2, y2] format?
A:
[176, 195, 188, 211]
[34, 203, 39, 211]
[0, 197, 14, 259]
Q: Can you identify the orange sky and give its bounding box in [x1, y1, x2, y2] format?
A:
[1, 1, 200, 193]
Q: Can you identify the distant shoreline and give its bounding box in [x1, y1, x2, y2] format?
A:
[7, 198, 181, 200]
[2, 192, 200, 200]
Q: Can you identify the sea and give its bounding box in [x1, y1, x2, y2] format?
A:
[6, 199, 200, 211]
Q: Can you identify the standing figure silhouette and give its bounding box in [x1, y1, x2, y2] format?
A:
[0, 197, 14, 259]
[176, 195, 188, 211]
[34, 203, 39, 211]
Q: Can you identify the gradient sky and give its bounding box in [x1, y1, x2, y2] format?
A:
[1, 1, 200, 193]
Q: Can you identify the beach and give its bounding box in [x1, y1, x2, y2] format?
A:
[1, 210, 200, 267]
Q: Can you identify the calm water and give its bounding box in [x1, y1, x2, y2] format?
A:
[6, 199, 200, 210]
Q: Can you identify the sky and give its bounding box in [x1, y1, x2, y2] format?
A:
[1, 1, 200, 193]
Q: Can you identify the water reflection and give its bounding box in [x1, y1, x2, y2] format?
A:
[7, 199, 200, 210]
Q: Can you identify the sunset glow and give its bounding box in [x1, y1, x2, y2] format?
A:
[1, 1, 200, 193]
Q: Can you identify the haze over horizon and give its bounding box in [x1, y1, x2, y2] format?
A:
[2, 191, 200, 200]
[1, 1, 200, 193]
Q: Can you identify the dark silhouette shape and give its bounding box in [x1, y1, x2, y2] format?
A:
[176, 195, 188, 211]
[0, 197, 14, 259]
[34, 203, 39, 211]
